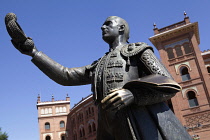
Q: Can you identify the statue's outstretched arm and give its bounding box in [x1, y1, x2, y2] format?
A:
[32, 52, 91, 86]
[5, 13, 91, 86]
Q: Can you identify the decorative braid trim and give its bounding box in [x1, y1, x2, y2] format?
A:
[121, 42, 153, 57]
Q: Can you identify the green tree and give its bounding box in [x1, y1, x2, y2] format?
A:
[0, 128, 8, 140]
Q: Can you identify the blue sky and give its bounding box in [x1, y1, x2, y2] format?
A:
[1, 1, 210, 140]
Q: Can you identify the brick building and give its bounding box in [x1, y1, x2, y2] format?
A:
[67, 94, 97, 140]
[37, 95, 70, 140]
[37, 14, 210, 140]
[149, 13, 210, 140]
[37, 94, 97, 140]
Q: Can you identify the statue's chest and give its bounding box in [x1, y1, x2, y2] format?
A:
[95, 49, 128, 96]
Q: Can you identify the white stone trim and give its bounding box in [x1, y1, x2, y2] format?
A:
[174, 62, 191, 74]
[55, 112, 68, 115]
[149, 23, 193, 38]
[205, 64, 210, 67]
[201, 51, 210, 56]
[37, 101, 70, 106]
[58, 131, 68, 138]
[182, 86, 198, 98]
[43, 133, 53, 139]
[40, 114, 53, 117]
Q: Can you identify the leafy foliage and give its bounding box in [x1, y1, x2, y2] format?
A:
[0, 128, 8, 140]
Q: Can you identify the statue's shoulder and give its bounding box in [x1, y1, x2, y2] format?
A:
[121, 42, 153, 57]
[86, 58, 100, 70]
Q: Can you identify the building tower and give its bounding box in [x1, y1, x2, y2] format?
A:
[37, 94, 70, 140]
[149, 13, 210, 139]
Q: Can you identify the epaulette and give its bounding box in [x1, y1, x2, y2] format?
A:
[121, 42, 153, 57]
[86, 59, 99, 70]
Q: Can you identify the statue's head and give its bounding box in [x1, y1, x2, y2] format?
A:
[101, 16, 130, 44]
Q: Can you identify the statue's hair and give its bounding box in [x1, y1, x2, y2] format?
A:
[107, 16, 130, 42]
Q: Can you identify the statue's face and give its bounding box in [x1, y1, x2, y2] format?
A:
[101, 17, 120, 43]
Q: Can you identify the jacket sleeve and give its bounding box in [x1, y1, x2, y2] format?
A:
[31, 51, 91, 86]
[127, 49, 179, 106]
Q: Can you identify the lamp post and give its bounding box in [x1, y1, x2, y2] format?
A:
[184, 123, 202, 140]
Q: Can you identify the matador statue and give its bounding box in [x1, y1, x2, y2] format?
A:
[5, 13, 192, 140]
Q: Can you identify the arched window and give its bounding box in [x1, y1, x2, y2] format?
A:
[166, 48, 175, 59]
[77, 115, 79, 122]
[187, 91, 199, 107]
[60, 121, 65, 128]
[45, 108, 48, 114]
[49, 108, 52, 114]
[88, 124, 92, 133]
[180, 66, 191, 81]
[175, 45, 183, 57]
[92, 122, 96, 132]
[45, 122, 50, 130]
[73, 118, 75, 126]
[46, 136, 51, 140]
[78, 113, 83, 122]
[82, 128, 85, 136]
[80, 129, 82, 137]
[59, 107, 63, 112]
[73, 131, 77, 140]
[61, 134, 65, 140]
[41, 109, 44, 114]
[86, 110, 88, 118]
[63, 107, 66, 112]
[88, 107, 91, 114]
[207, 67, 210, 73]
[183, 43, 192, 54]
[81, 113, 83, 120]
[92, 107, 94, 115]
[79, 127, 85, 137]
[56, 107, 59, 113]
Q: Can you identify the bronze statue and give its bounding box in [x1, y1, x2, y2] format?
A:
[5, 13, 192, 140]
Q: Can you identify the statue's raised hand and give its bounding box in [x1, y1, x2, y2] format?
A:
[5, 13, 38, 57]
